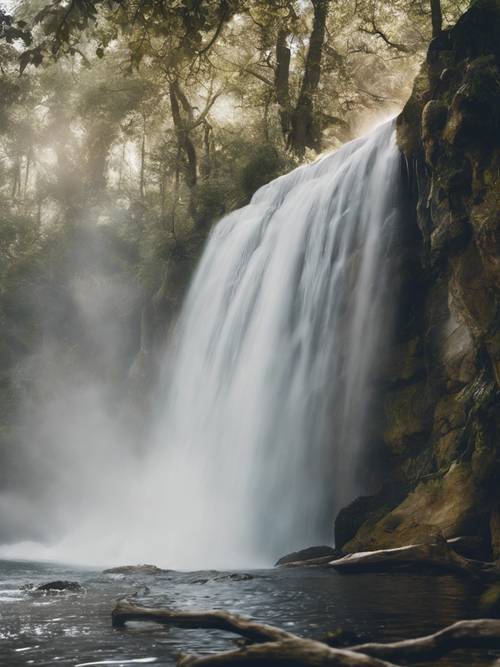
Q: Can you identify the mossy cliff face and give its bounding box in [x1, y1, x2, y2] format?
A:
[336, 0, 500, 557]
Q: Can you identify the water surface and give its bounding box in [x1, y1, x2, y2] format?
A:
[0, 559, 496, 666]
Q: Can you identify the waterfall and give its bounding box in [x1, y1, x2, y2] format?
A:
[143, 119, 403, 568]
[0, 120, 403, 569]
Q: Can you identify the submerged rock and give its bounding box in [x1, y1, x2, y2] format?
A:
[29, 581, 84, 595]
[275, 545, 338, 567]
[215, 572, 255, 582]
[103, 564, 166, 576]
[192, 572, 256, 584]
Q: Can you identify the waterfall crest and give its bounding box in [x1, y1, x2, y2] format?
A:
[144, 120, 403, 568]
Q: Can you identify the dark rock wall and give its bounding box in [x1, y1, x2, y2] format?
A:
[336, 0, 500, 558]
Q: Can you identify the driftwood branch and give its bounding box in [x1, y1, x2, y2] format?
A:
[328, 537, 500, 580]
[350, 619, 500, 662]
[177, 640, 400, 667]
[111, 601, 500, 666]
[112, 600, 294, 643]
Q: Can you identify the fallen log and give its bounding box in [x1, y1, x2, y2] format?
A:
[177, 640, 401, 667]
[112, 602, 398, 666]
[111, 601, 500, 666]
[328, 537, 500, 580]
[350, 619, 500, 662]
[112, 600, 294, 643]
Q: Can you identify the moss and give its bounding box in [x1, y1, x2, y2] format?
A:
[382, 381, 434, 455]
[343, 463, 489, 552]
[480, 584, 500, 617]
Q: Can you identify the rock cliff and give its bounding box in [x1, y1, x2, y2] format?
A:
[336, 0, 500, 558]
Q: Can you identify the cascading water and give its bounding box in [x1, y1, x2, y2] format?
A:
[0, 119, 403, 569]
[140, 119, 403, 568]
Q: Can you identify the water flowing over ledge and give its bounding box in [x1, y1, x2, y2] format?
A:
[141, 119, 404, 568]
[0, 120, 404, 569]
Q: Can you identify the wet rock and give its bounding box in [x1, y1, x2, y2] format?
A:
[382, 381, 435, 455]
[31, 581, 84, 595]
[481, 583, 500, 617]
[193, 572, 256, 584]
[275, 546, 338, 567]
[447, 535, 490, 560]
[214, 572, 255, 582]
[103, 564, 166, 576]
[129, 585, 151, 597]
[334, 482, 410, 551]
[341, 463, 488, 553]
[490, 507, 500, 560]
[381, 337, 425, 386]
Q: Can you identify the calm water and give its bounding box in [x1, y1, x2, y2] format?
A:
[0, 559, 496, 666]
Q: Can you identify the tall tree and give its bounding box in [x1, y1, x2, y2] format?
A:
[430, 0, 443, 37]
[289, 0, 330, 156]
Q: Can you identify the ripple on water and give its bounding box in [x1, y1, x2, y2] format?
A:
[0, 559, 498, 667]
[75, 660, 158, 666]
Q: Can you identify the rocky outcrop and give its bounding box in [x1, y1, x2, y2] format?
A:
[336, 0, 500, 558]
[275, 545, 339, 567]
[22, 580, 85, 595]
[103, 564, 167, 575]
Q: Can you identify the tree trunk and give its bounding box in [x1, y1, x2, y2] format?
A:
[169, 80, 198, 220]
[289, 0, 330, 156]
[170, 144, 181, 239]
[275, 28, 291, 139]
[24, 150, 31, 198]
[201, 120, 212, 181]
[140, 121, 146, 200]
[430, 0, 442, 38]
[11, 158, 20, 198]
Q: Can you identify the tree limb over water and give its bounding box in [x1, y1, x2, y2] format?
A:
[111, 600, 500, 667]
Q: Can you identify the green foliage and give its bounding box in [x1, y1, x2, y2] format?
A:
[239, 144, 287, 203]
[196, 180, 228, 225]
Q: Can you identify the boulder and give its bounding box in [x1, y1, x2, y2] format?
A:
[275, 545, 338, 567]
[341, 463, 488, 553]
[31, 581, 84, 595]
[103, 564, 166, 575]
[334, 482, 410, 551]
